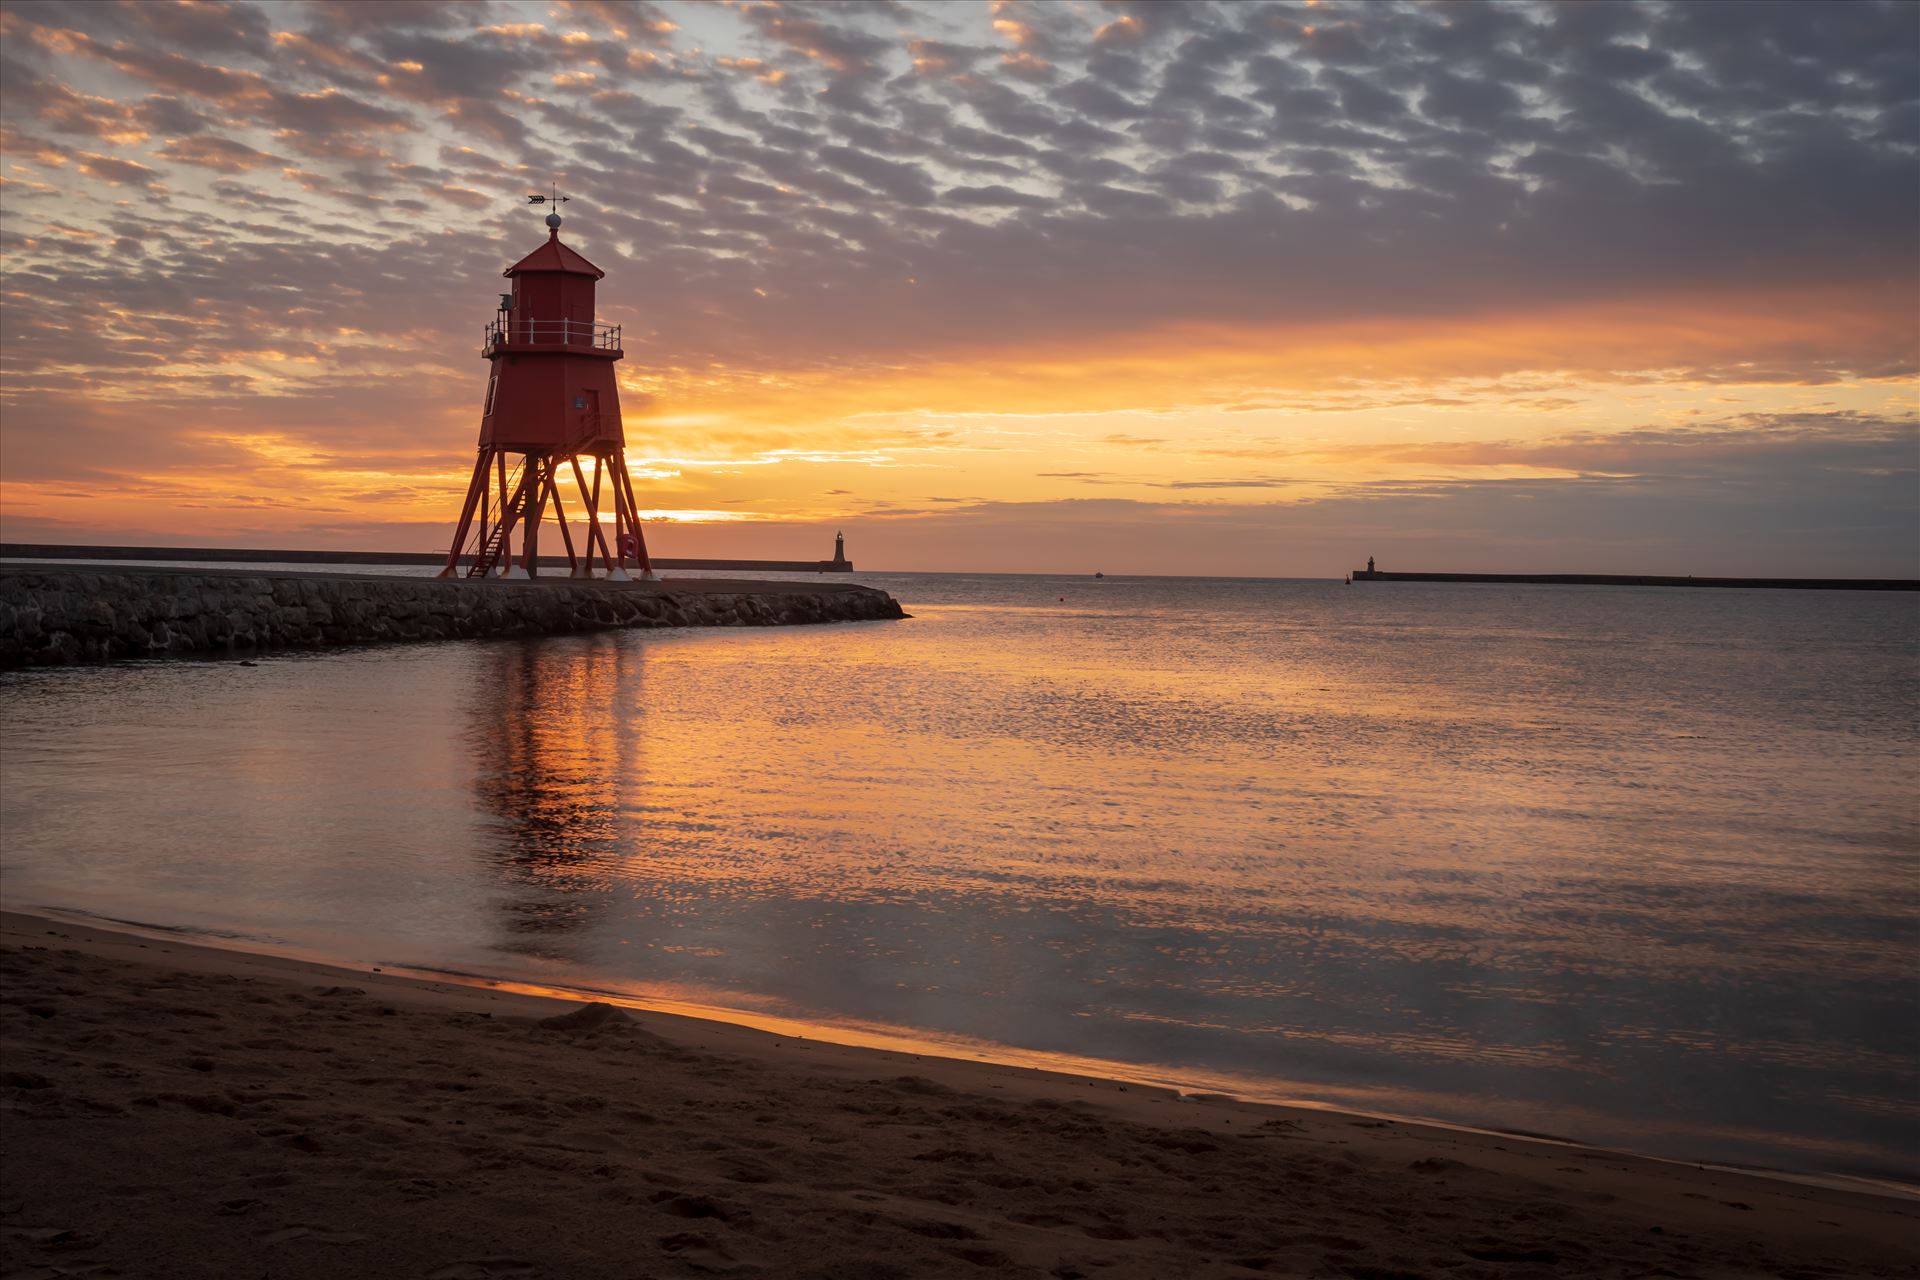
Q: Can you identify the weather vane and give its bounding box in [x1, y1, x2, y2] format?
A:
[527, 184, 569, 227]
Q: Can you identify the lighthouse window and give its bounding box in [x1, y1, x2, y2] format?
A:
[484, 373, 499, 416]
[574, 394, 586, 410]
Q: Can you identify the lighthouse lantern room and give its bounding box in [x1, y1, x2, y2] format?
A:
[439, 199, 652, 580]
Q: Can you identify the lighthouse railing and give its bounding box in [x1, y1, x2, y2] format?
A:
[483, 318, 622, 353]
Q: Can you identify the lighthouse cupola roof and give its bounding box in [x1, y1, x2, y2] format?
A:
[503, 225, 605, 280]
[505, 191, 604, 277]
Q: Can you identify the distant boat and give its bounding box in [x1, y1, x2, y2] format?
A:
[1094, 571, 1105, 579]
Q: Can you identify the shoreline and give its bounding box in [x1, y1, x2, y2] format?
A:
[14, 905, 1913, 1206]
[4, 909, 1916, 1280]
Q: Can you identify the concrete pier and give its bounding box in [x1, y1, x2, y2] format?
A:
[0, 542, 855, 573]
[0, 564, 907, 668]
[1350, 570, 1917, 591]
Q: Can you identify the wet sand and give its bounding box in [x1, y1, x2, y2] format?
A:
[2, 910, 1913, 1279]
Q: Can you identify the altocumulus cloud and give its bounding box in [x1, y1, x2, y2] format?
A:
[0, 0, 1914, 572]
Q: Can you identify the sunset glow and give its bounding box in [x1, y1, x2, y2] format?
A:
[1, 0, 1914, 574]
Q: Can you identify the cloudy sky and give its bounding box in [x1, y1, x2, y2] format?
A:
[1, 0, 1914, 575]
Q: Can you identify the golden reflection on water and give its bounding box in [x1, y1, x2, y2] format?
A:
[467, 637, 643, 955]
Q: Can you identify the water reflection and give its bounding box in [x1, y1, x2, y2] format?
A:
[466, 636, 640, 960]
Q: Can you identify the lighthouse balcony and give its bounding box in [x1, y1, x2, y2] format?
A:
[483, 317, 622, 355]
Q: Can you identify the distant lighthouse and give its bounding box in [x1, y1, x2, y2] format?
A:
[834, 530, 846, 565]
[438, 198, 652, 580]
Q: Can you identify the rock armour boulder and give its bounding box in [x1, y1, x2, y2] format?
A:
[0, 571, 908, 667]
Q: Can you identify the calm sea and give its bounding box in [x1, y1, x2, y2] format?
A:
[2, 571, 1915, 1182]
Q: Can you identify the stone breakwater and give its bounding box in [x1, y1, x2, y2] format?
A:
[0, 567, 908, 667]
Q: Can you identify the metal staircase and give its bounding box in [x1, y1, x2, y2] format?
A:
[465, 459, 531, 577]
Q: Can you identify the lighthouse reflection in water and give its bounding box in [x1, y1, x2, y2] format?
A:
[0, 575, 1913, 1185]
[471, 640, 638, 952]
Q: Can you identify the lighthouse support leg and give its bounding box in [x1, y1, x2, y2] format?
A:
[496, 451, 509, 531]
[604, 455, 632, 582]
[496, 456, 536, 580]
[570, 456, 612, 577]
[612, 452, 654, 578]
[438, 450, 491, 578]
[545, 464, 579, 573]
[476, 489, 488, 571]
[516, 456, 551, 579]
[586, 458, 610, 575]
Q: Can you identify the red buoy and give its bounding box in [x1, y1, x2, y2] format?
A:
[439, 202, 651, 581]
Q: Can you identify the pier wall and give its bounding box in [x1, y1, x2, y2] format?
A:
[1, 543, 855, 573]
[0, 567, 907, 668]
[1351, 570, 1917, 591]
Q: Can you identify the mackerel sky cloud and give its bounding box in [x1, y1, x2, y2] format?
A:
[1, 0, 1915, 574]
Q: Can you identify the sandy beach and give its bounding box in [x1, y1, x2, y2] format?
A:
[1, 910, 1913, 1279]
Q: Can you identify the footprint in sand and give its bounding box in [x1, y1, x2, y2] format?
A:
[657, 1231, 742, 1265]
[260, 1223, 370, 1245]
[426, 1261, 540, 1278]
[10, 1226, 103, 1251]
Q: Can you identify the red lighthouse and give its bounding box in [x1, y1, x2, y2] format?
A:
[439, 201, 652, 580]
